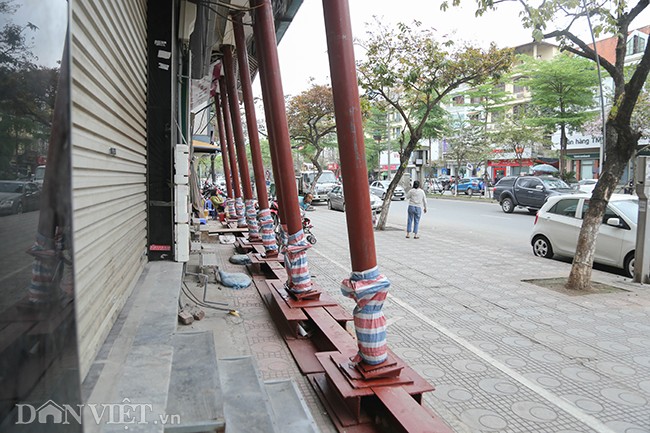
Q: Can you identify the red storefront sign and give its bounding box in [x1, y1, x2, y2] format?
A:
[488, 159, 533, 167]
[149, 244, 172, 251]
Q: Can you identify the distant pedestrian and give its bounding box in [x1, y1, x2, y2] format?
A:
[405, 180, 427, 239]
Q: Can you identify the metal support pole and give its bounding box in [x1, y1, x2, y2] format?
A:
[218, 77, 243, 221]
[634, 156, 650, 283]
[233, 13, 270, 210]
[218, 78, 242, 198]
[322, 0, 376, 272]
[322, 0, 389, 366]
[250, 0, 302, 234]
[214, 96, 233, 198]
[252, 0, 312, 294]
[222, 45, 254, 201]
[253, 15, 286, 225]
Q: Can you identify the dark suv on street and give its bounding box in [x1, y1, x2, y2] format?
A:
[493, 175, 575, 214]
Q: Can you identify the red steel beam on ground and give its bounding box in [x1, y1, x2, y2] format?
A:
[222, 45, 254, 200]
[232, 13, 270, 209]
[251, 0, 302, 234]
[322, 0, 377, 272]
[218, 76, 242, 198]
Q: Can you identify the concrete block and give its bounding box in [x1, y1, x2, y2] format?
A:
[178, 310, 194, 325]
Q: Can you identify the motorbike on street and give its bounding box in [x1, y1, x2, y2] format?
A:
[269, 199, 317, 245]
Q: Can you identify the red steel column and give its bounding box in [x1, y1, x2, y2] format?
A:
[232, 13, 270, 210]
[322, 0, 376, 271]
[222, 45, 254, 200]
[252, 0, 312, 294]
[250, 0, 302, 234]
[214, 96, 233, 198]
[323, 0, 389, 366]
[218, 76, 242, 198]
[253, 14, 286, 225]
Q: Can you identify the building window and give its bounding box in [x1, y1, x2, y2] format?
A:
[452, 95, 465, 105]
[627, 34, 646, 56]
[490, 111, 504, 123]
[512, 104, 527, 118]
[470, 96, 482, 104]
[513, 79, 526, 95]
[392, 127, 401, 139]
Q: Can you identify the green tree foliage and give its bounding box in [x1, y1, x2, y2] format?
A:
[445, 116, 485, 193]
[448, 0, 650, 289]
[517, 53, 599, 173]
[357, 19, 513, 229]
[286, 83, 337, 193]
[363, 103, 391, 177]
[0, 0, 55, 179]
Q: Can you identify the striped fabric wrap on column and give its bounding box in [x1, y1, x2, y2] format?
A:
[27, 232, 61, 304]
[235, 197, 246, 227]
[284, 229, 312, 294]
[279, 224, 288, 249]
[226, 198, 237, 219]
[258, 208, 277, 253]
[340, 266, 390, 365]
[245, 199, 260, 240]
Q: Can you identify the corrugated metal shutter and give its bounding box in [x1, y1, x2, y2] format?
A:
[71, 0, 148, 379]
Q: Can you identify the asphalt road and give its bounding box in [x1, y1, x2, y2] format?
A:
[0, 210, 40, 310]
[381, 196, 536, 256]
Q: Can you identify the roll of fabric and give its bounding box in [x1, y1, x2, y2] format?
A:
[258, 208, 278, 253]
[245, 199, 260, 240]
[340, 266, 390, 365]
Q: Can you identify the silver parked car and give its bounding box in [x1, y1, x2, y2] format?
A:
[327, 186, 383, 213]
[369, 180, 405, 200]
[530, 193, 638, 277]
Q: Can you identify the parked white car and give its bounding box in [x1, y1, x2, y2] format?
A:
[369, 180, 405, 200]
[577, 179, 598, 194]
[327, 186, 383, 213]
[530, 193, 638, 277]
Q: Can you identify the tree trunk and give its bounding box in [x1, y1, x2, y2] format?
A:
[308, 148, 324, 195]
[566, 122, 637, 290]
[376, 137, 418, 230]
[559, 124, 567, 175]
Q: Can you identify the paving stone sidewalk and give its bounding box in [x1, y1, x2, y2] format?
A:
[305, 205, 650, 433]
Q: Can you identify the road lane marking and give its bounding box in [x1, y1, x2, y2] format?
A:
[388, 294, 617, 433]
[310, 248, 349, 272]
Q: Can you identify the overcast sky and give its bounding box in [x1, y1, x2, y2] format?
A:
[267, 0, 533, 97]
[2, 0, 67, 67]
